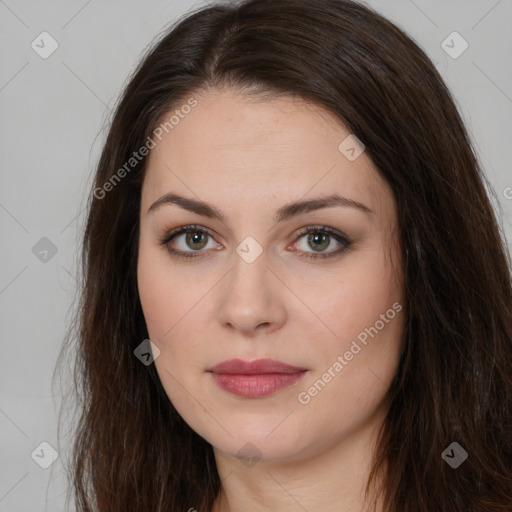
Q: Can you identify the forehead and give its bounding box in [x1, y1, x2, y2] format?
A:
[142, 88, 393, 222]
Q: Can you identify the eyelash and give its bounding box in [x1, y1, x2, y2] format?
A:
[159, 224, 352, 261]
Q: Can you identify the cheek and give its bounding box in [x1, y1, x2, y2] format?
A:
[309, 245, 403, 357]
[137, 244, 210, 378]
[137, 242, 194, 340]
[137, 253, 168, 338]
[137, 251, 200, 405]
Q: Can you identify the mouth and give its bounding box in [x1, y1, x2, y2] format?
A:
[207, 358, 308, 398]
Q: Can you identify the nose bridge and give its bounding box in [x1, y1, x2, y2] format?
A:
[228, 241, 272, 301]
[216, 240, 286, 333]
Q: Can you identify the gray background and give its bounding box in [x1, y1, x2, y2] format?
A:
[1, 0, 511, 510]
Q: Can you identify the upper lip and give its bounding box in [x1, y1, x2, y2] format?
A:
[208, 358, 307, 375]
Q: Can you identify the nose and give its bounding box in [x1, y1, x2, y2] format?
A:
[216, 248, 287, 337]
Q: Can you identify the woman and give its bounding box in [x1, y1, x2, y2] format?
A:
[55, 0, 512, 510]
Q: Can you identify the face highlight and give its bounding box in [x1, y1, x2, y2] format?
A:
[137, 88, 405, 465]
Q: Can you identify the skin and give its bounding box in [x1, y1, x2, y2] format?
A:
[137, 87, 405, 512]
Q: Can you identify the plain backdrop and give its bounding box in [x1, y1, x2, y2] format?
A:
[1, 0, 511, 510]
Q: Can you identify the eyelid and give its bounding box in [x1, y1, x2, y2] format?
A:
[162, 224, 213, 239]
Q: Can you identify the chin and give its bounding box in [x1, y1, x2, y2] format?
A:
[190, 410, 311, 462]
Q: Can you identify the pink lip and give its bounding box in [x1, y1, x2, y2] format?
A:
[208, 358, 308, 398]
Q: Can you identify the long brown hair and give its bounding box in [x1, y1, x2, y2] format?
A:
[54, 0, 512, 510]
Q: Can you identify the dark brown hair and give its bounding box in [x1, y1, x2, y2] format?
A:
[54, 0, 512, 510]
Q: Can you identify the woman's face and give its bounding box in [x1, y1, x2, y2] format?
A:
[137, 88, 405, 463]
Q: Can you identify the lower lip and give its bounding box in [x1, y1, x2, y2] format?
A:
[210, 372, 307, 398]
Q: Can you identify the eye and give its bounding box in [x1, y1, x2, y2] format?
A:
[159, 224, 220, 259]
[292, 225, 351, 260]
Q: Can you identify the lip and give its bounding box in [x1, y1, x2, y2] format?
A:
[208, 358, 308, 398]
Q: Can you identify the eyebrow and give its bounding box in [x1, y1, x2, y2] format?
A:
[146, 192, 372, 222]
